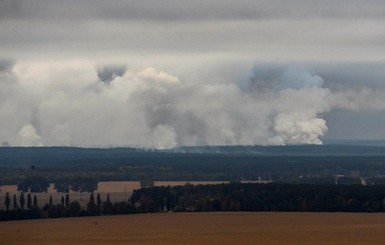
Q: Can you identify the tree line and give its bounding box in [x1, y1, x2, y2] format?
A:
[131, 183, 385, 213]
[0, 192, 135, 221]
[4, 182, 385, 221]
[16, 175, 98, 194]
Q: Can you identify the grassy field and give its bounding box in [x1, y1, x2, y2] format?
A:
[1, 212, 385, 244]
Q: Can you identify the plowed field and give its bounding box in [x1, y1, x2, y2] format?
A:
[1, 212, 385, 245]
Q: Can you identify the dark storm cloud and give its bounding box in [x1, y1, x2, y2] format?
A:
[2, 0, 385, 21]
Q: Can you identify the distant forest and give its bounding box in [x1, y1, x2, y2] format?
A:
[1, 146, 385, 186]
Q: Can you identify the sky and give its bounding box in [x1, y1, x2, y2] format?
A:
[1, 0, 385, 148]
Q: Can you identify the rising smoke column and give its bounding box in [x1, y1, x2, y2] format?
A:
[264, 66, 331, 144]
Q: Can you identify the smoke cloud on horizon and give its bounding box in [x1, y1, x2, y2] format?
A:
[1, 60, 384, 148]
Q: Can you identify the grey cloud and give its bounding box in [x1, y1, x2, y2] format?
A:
[2, 0, 385, 21]
[0, 59, 14, 73]
[0, 59, 16, 89]
[250, 64, 324, 92]
[97, 65, 126, 83]
[1, 0, 385, 146]
[250, 62, 385, 91]
[314, 63, 385, 90]
[1, 2, 385, 64]
[324, 110, 385, 140]
[0, 0, 21, 18]
[249, 63, 285, 91]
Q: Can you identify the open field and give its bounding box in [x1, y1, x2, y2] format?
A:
[1, 212, 385, 245]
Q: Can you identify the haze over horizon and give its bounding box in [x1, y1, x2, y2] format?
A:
[1, 0, 385, 148]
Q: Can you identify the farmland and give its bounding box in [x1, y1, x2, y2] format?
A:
[1, 212, 385, 244]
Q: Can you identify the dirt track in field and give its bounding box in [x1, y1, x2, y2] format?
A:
[1, 212, 385, 245]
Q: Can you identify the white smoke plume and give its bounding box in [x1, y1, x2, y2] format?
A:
[254, 66, 332, 145]
[1, 60, 384, 148]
